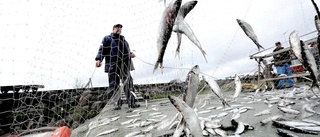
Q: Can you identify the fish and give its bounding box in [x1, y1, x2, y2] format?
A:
[149, 112, 163, 116]
[233, 74, 242, 98]
[260, 115, 282, 125]
[127, 113, 142, 118]
[124, 131, 142, 137]
[300, 40, 320, 97]
[141, 125, 156, 133]
[199, 99, 207, 109]
[202, 75, 230, 107]
[206, 128, 216, 135]
[278, 107, 300, 115]
[235, 122, 245, 134]
[272, 120, 318, 135]
[95, 128, 118, 137]
[236, 19, 264, 50]
[289, 30, 303, 63]
[198, 110, 211, 114]
[121, 119, 135, 125]
[156, 118, 171, 130]
[184, 65, 200, 108]
[315, 15, 320, 34]
[214, 128, 227, 137]
[254, 109, 271, 117]
[302, 119, 320, 126]
[173, 1, 206, 61]
[168, 95, 203, 137]
[154, 0, 182, 72]
[277, 128, 299, 137]
[217, 112, 229, 118]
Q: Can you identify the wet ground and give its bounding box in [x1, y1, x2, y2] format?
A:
[71, 85, 320, 137]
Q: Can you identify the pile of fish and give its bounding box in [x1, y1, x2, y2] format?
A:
[72, 63, 320, 137]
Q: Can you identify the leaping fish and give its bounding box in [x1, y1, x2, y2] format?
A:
[233, 74, 242, 98]
[154, 0, 182, 73]
[168, 95, 203, 137]
[289, 30, 303, 63]
[173, 0, 207, 62]
[202, 75, 230, 107]
[184, 65, 200, 108]
[236, 19, 264, 50]
[300, 40, 320, 97]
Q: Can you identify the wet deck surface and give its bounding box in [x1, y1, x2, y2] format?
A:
[71, 85, 320, 137]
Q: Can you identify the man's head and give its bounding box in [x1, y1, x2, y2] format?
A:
[112, 24, 122, 34]
[275, 41, 282, 48]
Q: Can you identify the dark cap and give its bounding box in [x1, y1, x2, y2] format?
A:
[275, 42, 281, 45]
[113, 24, 123, 29]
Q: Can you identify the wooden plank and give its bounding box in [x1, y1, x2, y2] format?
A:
[251, 47, 291, 59]
[260, 73, 310, 82]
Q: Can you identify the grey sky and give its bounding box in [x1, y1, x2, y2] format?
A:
[0, 0, 319, 90]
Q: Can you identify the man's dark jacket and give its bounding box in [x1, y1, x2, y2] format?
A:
[95, 33, 134, 72]
[273, 47, 291, 66]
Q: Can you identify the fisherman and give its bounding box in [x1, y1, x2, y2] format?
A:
[272, 42, 297, 89]
[95, 24, 140, 110]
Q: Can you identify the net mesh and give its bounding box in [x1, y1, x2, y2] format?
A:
[0, 0, 319, 136]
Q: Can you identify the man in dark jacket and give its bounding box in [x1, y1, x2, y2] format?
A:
[95, 24, 140, 110]
[273, 42, 295, 89]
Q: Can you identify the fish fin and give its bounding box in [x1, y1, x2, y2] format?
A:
[153, 61, 160, 73]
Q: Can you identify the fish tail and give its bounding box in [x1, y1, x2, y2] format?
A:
[153, 61, 160, 73]
[258, 44, 265, 49]
[200, 49, 208, 63]
[175, 49, 180, 59]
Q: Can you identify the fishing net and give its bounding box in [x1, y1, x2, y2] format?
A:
[0, 0, 319, 136]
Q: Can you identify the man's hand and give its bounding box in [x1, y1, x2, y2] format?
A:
[96, 60, 101, 67]
[130, 52, 136, 58]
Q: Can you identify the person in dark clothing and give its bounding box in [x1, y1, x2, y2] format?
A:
[273, 42, 296, 89]
[95, 24, 140, 110]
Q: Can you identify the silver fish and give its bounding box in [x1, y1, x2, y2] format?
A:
[202, 75, 230, 107]
[233, 74, 242, 98]
[184, 65, 200, 108]
[121, 119, 135, 125]
[141, 125, 155, 133]
[95, 128, 118, 137]
[127, 113, 142, 118]
[173, 1, 207, 62]
[254, 109, 271, 116]
[217, 112, 229, 118]
[154, 0, 182, 72]
[198, 110, 211, 114]
[315, 15, 320, 34]
[236, 19, 264, 50]
[278, 107, 300, 115]
[206, 128, 216, 135]
[289, 30, 303, 63]
[168, 95, 203, 137]
[214, 128, 227, 137]
[125, 131, 142, 137]
[260, 115, 282, 125]
[235, 122, 245, 134]
[302, 119, 320, 126]
[300, 40, 320, 94]
[277, 128, 299, 137]
[149, 112, 163, 116]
